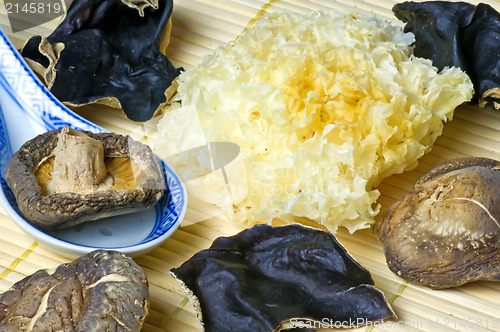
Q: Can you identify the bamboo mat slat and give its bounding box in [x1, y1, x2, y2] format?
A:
[1, 1, 500, 331]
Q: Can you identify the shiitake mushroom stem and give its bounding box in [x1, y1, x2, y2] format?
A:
[50, 126, 108, 194]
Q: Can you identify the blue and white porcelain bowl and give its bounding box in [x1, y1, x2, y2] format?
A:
[0, 27, 187, 258]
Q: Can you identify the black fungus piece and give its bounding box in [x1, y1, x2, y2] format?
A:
[0, 250, 149, 331]
[20, 0, 183, 121]
[5, 128, 165, 230]
[170, 224, 396, 332]
[376, 157, 500, 289]
[393, 1, 500, 108]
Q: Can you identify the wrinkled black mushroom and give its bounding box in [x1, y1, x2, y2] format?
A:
[393, 1, 500, 109]
[170, 224, 396, 332]
[0, 250, 149, 331]
[20, 0, 183, 121]
[376, 157, 500, 289]
[6, 127, 165, 230]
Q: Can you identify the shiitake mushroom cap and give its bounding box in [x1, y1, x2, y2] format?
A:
[171, 223, 396, 332]
[0, 250, 149, 331]
[5, 128, 166, 230]
[376, 157, 500, 289]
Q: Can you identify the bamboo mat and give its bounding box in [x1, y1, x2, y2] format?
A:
[1, 0, 500, 331]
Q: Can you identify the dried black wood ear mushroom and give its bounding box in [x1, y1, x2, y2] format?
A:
[393, 1, 500, 109]
[20, 0, 183, 121]
[5, 126, 165, 230]
[375, 157, 500, 289]
[170, 224, 396, 332]
[0, 250, 149, 331]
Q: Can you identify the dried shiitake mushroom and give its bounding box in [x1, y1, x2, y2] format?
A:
[0, 250, 149, 331]
[20, 0, 183, 121]
[376, 157, 500, 289]
[393, 1, 500, 108]
[171, 224, 396, 332]
[6, 127, 165, 230]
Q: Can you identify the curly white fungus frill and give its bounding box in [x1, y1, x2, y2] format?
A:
[155, 10, 474, 233]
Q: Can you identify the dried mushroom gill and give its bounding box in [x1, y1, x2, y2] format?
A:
[393, 1, 500, 108]
[171, 224, 396, 332]
[0, 250, 149, 331]
[20, 0, 183, 121]
[6, 127, 165, 230]
[376, 157, 500, 289]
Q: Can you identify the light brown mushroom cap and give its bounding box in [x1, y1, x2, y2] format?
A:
[0, 250, 149, 331]
[6, 128, 165, 230]
[376, 157, 500, 289]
